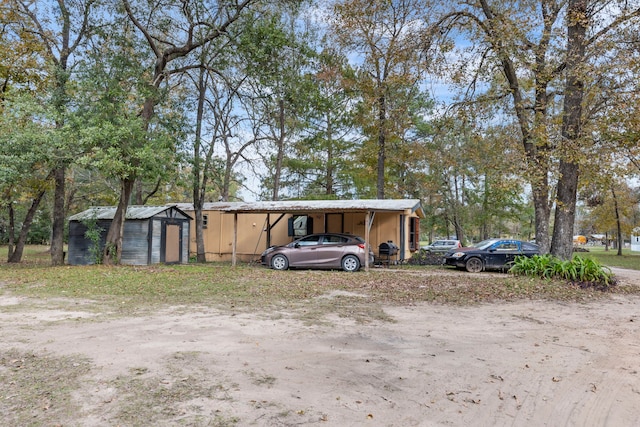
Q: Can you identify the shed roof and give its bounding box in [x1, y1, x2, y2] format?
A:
[69, 205, 192, 221]
[173, 199, 424, 217]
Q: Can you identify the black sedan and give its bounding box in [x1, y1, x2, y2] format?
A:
[443, 238, 539, 273]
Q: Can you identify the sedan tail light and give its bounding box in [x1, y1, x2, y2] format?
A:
[357, 243, 366, 250]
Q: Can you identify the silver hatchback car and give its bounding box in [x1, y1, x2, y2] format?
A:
[261, 233, 375, 272]
[421, 239, 462, 253]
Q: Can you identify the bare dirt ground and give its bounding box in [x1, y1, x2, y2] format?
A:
[2, 268, 640, 426]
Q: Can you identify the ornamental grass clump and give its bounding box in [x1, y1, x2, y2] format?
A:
[509, 254, 615, 290]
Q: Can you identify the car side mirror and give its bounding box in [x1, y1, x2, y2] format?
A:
[294, 243, 300, 248]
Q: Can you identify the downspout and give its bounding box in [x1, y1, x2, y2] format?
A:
[148, 218, 153, 264]
[364, 212, 370, 271]
[399, 214, 405, 262]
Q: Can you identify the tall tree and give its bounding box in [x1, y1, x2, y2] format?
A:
[431, 0, 640, 258]
[10, 0, 96, 265]
[72, 24, 182, 263]
[0, 94, 52, 262]
[279, 48, 358, 199]
[419, 114, 527, 243]
[0, 1, 51, 262]
[100, 0, 258, 264]
[331, 0, 430, 199]
[188, 61, 251, 261]
[239, 11, 316, 201]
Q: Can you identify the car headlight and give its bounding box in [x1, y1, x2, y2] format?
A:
[450, 252, 465, 258]
[261, 247, 276, 257]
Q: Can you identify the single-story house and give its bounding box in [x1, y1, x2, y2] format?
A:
[173, 199, 424, 266]
[67, 205, 191, 265]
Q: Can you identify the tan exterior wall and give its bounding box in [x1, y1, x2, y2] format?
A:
[186, 209, 419, 263]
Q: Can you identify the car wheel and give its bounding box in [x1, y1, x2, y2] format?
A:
[465, 257, 483, 273]
[341, 255, 360, 272]
[271, 254, 289, 270]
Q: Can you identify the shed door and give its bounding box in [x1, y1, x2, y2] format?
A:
[164, 224, 181, 263]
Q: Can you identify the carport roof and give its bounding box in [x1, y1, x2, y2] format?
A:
[173, 199, 424, 217]
[69, 205, 192, 221]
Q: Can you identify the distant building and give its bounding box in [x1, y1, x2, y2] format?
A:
[631, 228, 640, 252]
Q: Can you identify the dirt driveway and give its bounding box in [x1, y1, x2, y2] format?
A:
[2, 268, 640, 426]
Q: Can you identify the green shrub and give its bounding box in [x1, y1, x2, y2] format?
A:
[82, 216, 104, 265]
[509, 254, 615, 289]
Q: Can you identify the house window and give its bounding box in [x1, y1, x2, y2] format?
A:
[409, 217, 420, 251]
[288, 215, 314, 237]
[203, 215, 208, 229]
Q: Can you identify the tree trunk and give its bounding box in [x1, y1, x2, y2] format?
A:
[222, 159, 232, 202]
[326, 113, 334, 196]
[376, 94, 386, 199]
[103, 178, 135, 265]
[8, 190, 46, 263]
[550, 0, 587, 260]
[551, 162, 579, 259]
[532, 186, 551, 253]
[134, 179, 144, 205]
[7, 198, 15, 260]
[272, 99, 285, 201]
[612, 187, 623, 256]
[50, 166, 66, 265]
[193, 67, 207, 263]
[453, 216, 464, 244]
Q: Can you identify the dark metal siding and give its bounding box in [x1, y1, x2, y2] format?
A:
[120, 220, 151, 265]
[149, 219, 162, 264]
[67, 220, 110, 265]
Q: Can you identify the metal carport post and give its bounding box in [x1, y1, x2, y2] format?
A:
[364, 210, 375, 271]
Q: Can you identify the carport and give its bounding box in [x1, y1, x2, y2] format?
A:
[216, 199, 424, 270]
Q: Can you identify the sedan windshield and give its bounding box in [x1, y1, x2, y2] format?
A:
[472, 239, 501, 249]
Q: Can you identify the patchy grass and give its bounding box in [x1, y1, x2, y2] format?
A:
[110, 352, 239, 427]
[2, 259, 639, 314]
[1, 246, 639, 426]
[580, 246, 640, 270]
[0, 349, 92, 427]
[2, 245, 639, 320]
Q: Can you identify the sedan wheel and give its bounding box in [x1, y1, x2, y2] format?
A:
[341, 255, 360, 272]
[465, 257, 483, 273]
[271, 254, 289, 270]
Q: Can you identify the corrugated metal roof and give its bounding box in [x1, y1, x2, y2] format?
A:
[69, 205, 180, 221]
[174, 199, 424, 217]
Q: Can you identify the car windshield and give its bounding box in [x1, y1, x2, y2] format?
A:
[473, 239, 501, 249]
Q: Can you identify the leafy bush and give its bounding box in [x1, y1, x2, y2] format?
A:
[408, 249, 444, 265]
[509, 254, 615, 289]
[82, 216, 105, 265]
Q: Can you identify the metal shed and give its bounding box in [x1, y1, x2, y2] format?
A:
[67, 205, 192, 265]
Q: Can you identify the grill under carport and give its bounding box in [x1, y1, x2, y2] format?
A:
[378, 241, 399, 266]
